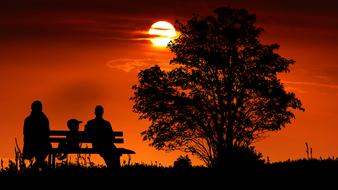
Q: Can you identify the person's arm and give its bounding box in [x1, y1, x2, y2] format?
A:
[44, 116, 51, 146]
[23, 118, 28, 137]
[108, 122, 113, 133]
[46, 117, 50, 131]
[23, 118, 30, 145]
[107, 122, 115, 142]
[84, 122, 89, 132]
[84, 121, 96, 139]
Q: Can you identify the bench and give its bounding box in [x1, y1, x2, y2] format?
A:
[48, 130, 135, 168]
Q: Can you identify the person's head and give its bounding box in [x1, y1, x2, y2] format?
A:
[31, 100, 43, 113]
[67, 119, 82, 132]
[95, 105, 104, 118]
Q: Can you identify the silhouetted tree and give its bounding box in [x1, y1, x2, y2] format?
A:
[131, 6, 304, 168]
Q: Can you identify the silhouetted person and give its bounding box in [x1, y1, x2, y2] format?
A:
[84, 105, 120, 169]
[57, 118, 81, 160]
[23, 100, 51, 170]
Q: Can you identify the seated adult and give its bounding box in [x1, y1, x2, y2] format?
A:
[84, 105, 120, 169]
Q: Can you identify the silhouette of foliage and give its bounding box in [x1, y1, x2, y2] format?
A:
[174, 155, 192, 169]
[131, 6, 304, 168]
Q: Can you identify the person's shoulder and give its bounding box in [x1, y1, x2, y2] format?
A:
[24, 115, 32, 123]
[42, 112, 48, 118]
[24, 115, 30, 121]
[85, 119, 95, 127]
[42, 112, 49, 121]
[103, 119, 112, 126]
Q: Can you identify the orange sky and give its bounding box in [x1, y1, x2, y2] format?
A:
[1, 0, 338, 166]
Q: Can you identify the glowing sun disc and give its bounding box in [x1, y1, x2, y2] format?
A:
[149, 21, 176, 47]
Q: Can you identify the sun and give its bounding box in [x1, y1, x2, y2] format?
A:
[148, 21, 176, 47]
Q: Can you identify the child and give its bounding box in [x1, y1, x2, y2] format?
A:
[57, 119, 81, 160]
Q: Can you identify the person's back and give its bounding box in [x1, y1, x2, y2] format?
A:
[23, 100, 51, 169]
[84, 105, 119, 169]
[85, 117, 114, 149]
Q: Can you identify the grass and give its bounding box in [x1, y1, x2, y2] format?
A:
[1, 157, 337, 178]
[0, 158, 337, 189]
[1, 144, 337, 187]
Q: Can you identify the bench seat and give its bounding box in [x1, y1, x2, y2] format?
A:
[50, 147, 135, 154]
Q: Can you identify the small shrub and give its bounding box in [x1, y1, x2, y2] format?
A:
[174, 155, 192, 169]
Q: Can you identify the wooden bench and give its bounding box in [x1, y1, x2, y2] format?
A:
[48, 130, 135, 167]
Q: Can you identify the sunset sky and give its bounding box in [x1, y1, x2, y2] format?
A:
[1, 0, 338, 166]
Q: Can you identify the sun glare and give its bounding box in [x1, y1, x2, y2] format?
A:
[149, 21, 176, 47]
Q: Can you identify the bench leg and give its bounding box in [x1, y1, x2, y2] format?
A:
[102, 154, 121, 169]
[48, 154, 51, 167]
[116, 155, 121, 168]
[47, 153, 56, 169]
[52, 154, 56, 168]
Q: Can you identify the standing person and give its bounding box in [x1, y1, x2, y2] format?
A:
[84, 105, 120, 169]
[23, 100, 51, 170]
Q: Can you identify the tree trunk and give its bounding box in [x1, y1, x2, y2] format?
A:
[215, 143, 226, 169]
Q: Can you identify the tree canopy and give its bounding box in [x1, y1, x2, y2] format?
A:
[131, 6, 304, 168]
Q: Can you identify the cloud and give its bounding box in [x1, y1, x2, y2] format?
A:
[283, 81, 338, 89]
[106, 59, 148, 72]
[2, 0, 337, 46]
[285, 86, 307, 94]
[106, 58, 174, 72]
[313, 75, 332, 82]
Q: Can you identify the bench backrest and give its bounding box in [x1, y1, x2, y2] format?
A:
[49, 130, 124, 144]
